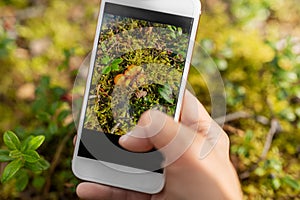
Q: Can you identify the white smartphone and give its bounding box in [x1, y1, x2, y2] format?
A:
[72, 0, 201, 194]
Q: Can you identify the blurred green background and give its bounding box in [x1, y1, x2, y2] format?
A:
[0, 0, 299, 199]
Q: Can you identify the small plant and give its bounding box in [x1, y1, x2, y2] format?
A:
[158, 84, 175, 104]
[101, 58, 123, 74]
[0, 131, 49, 191]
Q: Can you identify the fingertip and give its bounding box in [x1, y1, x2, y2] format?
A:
[76, 182, 151, 200]
[76, 182, 111, 200]
[76, 182, 85, 198]
[118, 134, 131, 147]
[119, 133, 153, 152]
[120, 109, 188, 153]
[73, 135, 77, 146]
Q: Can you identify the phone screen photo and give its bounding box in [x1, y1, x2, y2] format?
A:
[77, 2, 194, 173]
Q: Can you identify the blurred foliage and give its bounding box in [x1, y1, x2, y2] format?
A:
[0, 0, 299, 199]
[193, 0, 300, 199]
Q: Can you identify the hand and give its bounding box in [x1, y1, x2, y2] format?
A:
[75, 91, 243, 200]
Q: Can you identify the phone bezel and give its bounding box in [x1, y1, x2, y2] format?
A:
[72, 0, 201, 194]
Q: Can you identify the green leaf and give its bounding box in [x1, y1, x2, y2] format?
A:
[178, 27, 183, 36]
[167, 25, 176, 32]
[158, 85, 174, 104]
[9, 150, 22, 159]
[272, 178, 281, 190]
[0, 149, 13, 162]
[282, 176, 300, 190]
[170, 32, 176, 39]
[111, 64, 119, 71]
[101, 66, 111, 74]
[101, 56, 110, 65]
[3, 131, 21, 150]
[23, 150, 40, 163]
[57, 110, 70, 122]
[111, 58, 123, 65]
[21, 136, 34, 152]
[27, 136, 45, 151]
[15, 170, 29, 192]
[24, 158, 50, 172]
[160, 92, 174, 104]
[38, 158, 50, 170]
[1, 158, 23, 183]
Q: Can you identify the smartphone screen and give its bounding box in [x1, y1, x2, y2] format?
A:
[78, 3, 194, 173]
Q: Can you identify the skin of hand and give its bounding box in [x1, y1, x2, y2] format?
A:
[75, 91, 243, 200]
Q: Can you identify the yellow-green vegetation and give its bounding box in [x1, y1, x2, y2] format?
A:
[0, 0, 299, 199]
[192, 0, 300, 199]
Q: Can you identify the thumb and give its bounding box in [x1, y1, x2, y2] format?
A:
[119, 110, 202, 163]
[119, 90, 213, 152]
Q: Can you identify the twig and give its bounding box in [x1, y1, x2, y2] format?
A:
[215, 111, 270, 126]
[224, 111, 252, 122]
[215, 111, 252, 125]
[239, 118, 280, 180]
[43, 131, 73, 195]
[260, 119, 280, 159]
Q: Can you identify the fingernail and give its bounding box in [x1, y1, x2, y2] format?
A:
[119, 131, 132, 143]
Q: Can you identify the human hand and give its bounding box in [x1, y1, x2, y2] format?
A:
[76, 91, 243, 200]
